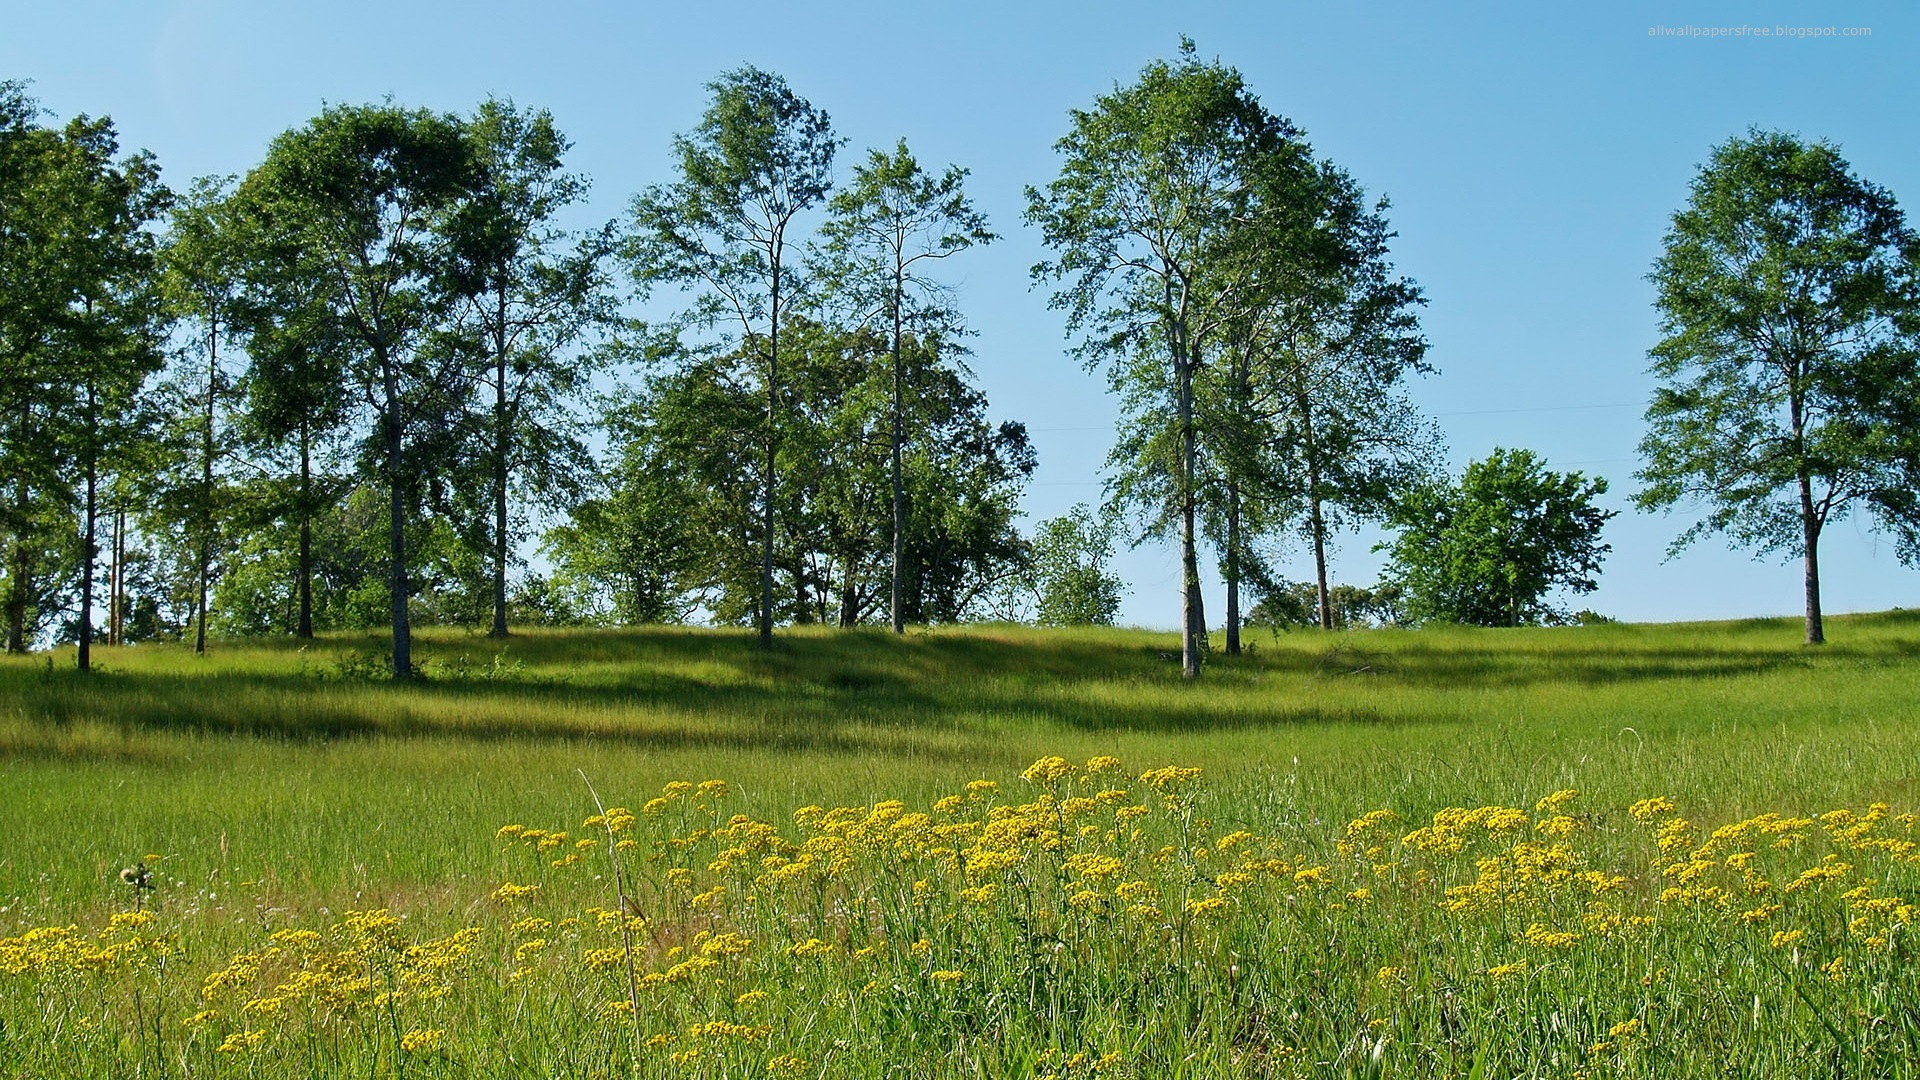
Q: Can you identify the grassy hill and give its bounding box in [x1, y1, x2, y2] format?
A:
[4, 612, 1917, 911]
[3, 613, 1918, 1076]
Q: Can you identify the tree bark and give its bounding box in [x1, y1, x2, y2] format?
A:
[1178, 343, 1202, 680]
[889, 285, 906, 635]
[758, 263, 780, 650]
[79, 380, 96, 673]
[1799, 473, 1825, 646]
[1298, 391, 1333, 631]
[296, 424, 313, 639]
[5, 401, 29, 652]
[5, 518, 27, 653]
[195, 320, 216, 654]
[1789, 380, 1824, 646]
[839, 553, 859, 628]
[383, 356, 412, 679]
[490, 306, 511, 638]
[1224, 480, 1241, 656]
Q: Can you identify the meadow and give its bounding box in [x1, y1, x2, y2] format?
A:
[2, 613, 1918, 1077]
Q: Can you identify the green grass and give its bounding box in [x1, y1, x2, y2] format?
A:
[4, 613, 1916, 913]
[2, 614, 1918, 1076]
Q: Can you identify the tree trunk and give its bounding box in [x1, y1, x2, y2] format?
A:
[383, 358, 412, 680]
[1224, 480, 1241, 656]
[889, 286, 906, 635]
[6, 401, 29, 652]
[1298, 391, 1333, 631]
[296, 424, 313, 639]
[1799, 473, 1825, 646]
[1789, 385, 1824, 646]
[1178, 347, 1202, 680]
[839, 554, 859, 628]
[759, 265, 780, 650]
[79, 381, 96, 673]
[490, 311, 510, 638]
[107, 506, 121, 646]
[5, 523, 27, 654]
[195, 320, 216, 654]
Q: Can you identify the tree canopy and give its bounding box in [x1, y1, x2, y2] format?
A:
[1381, 448, 1613, 627]
[1637, 130, 1920, 644]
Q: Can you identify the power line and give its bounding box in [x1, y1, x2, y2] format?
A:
[1030, 403, 1643, 433]
[1435, 402, 1641, 417]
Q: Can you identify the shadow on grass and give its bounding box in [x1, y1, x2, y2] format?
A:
[5, 613, 1915, 757]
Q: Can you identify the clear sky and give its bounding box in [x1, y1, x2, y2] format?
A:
[7, 1, 1917, 629]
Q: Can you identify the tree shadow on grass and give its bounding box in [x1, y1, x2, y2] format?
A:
[6, 615, 1914, 755]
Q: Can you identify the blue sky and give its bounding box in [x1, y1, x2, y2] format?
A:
[7, 1, 1917, 628]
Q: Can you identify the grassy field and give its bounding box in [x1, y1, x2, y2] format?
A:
[2, 613, 1918, 1077]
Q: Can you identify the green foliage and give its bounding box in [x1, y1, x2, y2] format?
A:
[1382, 448, 1614, 627]
[1030, 503, 1125, 626]
[148, 175, 250, 651]
[1247, 580, 1405, 631]
[818, 138, 995, 632]
[0, 85, 170, 657]
[1211, 171, 1438, 630]
[625, 67, 841, 646]
[236, 102, 477, 675]
[211, 483, 498, 636]
[1637, 129, 1920, 644]
[442, 97, 614, 636]
[550, 321, 1032, 626]
[1027, 40, 1335, 675]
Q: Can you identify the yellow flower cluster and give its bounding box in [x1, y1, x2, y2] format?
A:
[5, 760, 1916, 1076]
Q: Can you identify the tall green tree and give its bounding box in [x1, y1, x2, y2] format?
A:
[0, 81, 63, 652]
[445, 98, 613, 638]
[626, 66, 839, 649]
[1637, 131, 1920, 645]
[817, 139, 994, 633]
[154, 175, 246, 653]
[1239, 178, 1436, 637]
[0, 98, 169, 666]
[1381, 448, 1613, 627]
[1027, 41, 1312, 678]
[237, 103, 474, 677]
[229, 242, 355, 640]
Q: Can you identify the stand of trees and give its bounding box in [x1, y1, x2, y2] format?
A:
[1027, 41, 1440, 676]
[1, 76, 1028, 675]
[7, 63, 1919, 675]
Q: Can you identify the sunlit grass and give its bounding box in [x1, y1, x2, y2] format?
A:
[1, 613, 1917, 1075]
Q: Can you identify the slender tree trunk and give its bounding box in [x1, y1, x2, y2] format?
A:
[1298, 391, 1333, 631]
[839, 554, 859, 628]
[1799, 474, 1824, 646]
[382, 358, 411, 680]
[296, 424, 313, 639]
[889, 285, 906, 635]
[5, 518, 27, 653]
[1224, 480, 1241, 656]
[107, 506, 121, 646]
[1309, 496, 1332, 630]
[80, 381, 96, 673]
[1789, 385, 1824, 646]
[6, 403, 29, 652]
[1177, 345, 1202, 680]
[490, 309, 511, 638]
[195, 321, 216, 654]
[759, 264, 780, 650]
